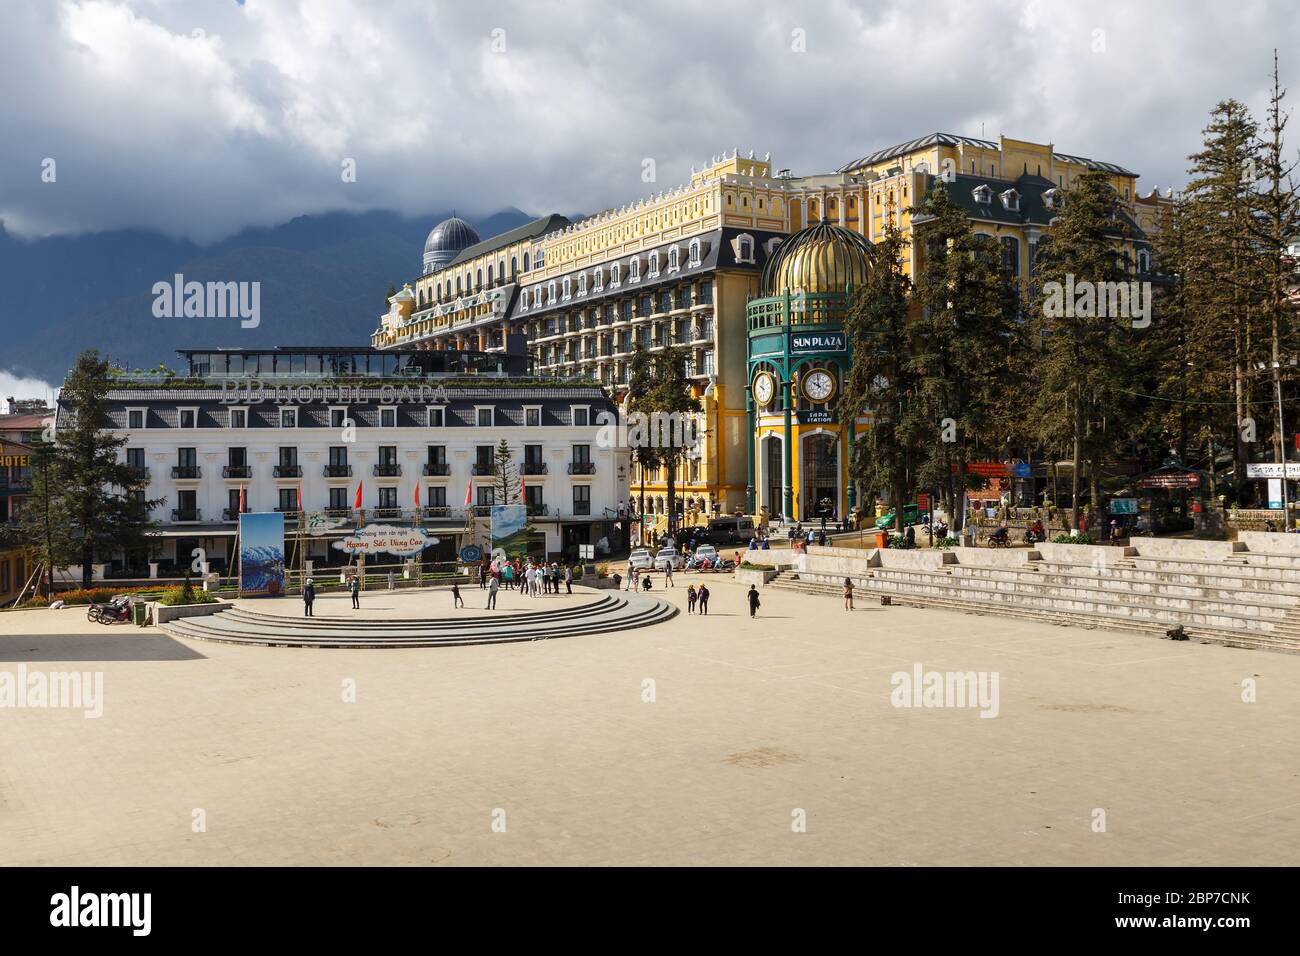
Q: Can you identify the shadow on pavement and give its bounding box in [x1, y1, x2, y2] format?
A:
[0, 633, 207, 662]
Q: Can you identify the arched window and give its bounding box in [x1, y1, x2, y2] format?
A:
[548, 281, 557, 303]
[577, 272, 587, 296]
[1000, 236, 1020, 275]
[649, 251, 660, 277]
[487, 264, 494, 286]
[562, 276, 571, 300]
[498, 259, 505, 283]
[630, 257, 640, 281]
[476, 268, 483, 290]
[611, 262, 621, 286]
[456, 275, 462, 293]
[688, 238, 701, 266]
[510, 255, 518, 276]
[668, 246, 679, 272]
[523, 251, 530, 271]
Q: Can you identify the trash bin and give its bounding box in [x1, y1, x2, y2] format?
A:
[874, 530, 888, 549]
[131, 601, 148, 626]
[612, 572, 622, 589]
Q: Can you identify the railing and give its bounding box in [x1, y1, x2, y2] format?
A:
[423, 462, 451, 476]
[471, 504, 493, 517]
[568, 462, 596, 475]
[221, 508, 243, 521]
[422, 506, 453, 519]
[171, 466, 201, 479]
[222, 465, 252, 479]
[370, 507, 402, 520]
[521, 461, 548, 475]
[273, 464, 303, 478]
[527, 503, 549, 516]
[275, 507, 302, 516]
[323, 464, 353, 477]
[373, 464, 402, 477]
[325, 507, 353, 518]
[472, 463, 496, 476]
[126, 466, 150, 481]
[171, 508, 201, 522]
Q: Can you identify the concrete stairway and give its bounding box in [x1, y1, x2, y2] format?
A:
[160, 594, 678, 648]
[771, 545, 1300, 654]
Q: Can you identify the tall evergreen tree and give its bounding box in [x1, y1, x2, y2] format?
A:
[841, 220, 917, 530]
[624, 344, 661, 535]
[644, 345, 701, 535]
[909, 184, 1024, 527]
[39, 350, 161, 587]
[1030, 169, 1141, 530]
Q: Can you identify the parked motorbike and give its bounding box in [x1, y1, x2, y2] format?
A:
[87, 595, 132, 624]
[988, 527, 1011, 548]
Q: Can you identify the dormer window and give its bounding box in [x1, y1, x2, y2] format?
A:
[548, 281, 557, 303]
[1137, 250, 1151, 273]
[519, 290, 529, 312]
[733, 233, 755, 263]
[999, 189, 1020, 211]
[667, 246, 680, 272]
[1043, 188, 1058, 210]
[611, 262, 621, 287]
[688, 238, 702, 266]
[648, 251, 660, 277]
[593, 266, 604, 292]
[629, 257, 641, 282]
[972, 185, 993, 205]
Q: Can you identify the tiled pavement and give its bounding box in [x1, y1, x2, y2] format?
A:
[1, 579, 1297, 865]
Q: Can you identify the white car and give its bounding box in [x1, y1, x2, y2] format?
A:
[654, 547, 681, 571]
[627, 548, 653, 570]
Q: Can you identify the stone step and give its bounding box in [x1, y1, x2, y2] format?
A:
[161, 594, 678, 648]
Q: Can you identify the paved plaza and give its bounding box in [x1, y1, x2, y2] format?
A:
[1, 578, 1297, 866]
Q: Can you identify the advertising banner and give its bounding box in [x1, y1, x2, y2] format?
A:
[239, 512, 286, 596]
[331, 525, 437, 558]
[490, 504, 529, 558]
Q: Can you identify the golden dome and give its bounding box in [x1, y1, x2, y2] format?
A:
[761, 220, 874, 297]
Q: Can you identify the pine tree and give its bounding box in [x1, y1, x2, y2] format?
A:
[625, 344, 661, 533]
[1031, 169, 1141, 530]
[44, 350, 162, 587]
[909, 183, 1024, 528]
[841, 220, 916, 530]
[492, 438, 520, 504]
[12, 436, 72, 596]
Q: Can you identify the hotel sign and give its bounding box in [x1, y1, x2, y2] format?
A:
[790, 332, 846, 353]
[1245, 462, 1300, 479]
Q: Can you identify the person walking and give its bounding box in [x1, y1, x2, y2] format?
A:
[747, 584, 761, 618]
[452, 582, 464, 608]
[478, 562, 487, 590]
[664, 561, 674, 588]
[348, 573, 361, 609]
[387, 570, 396, 591]
[303, 577, 315, 617]
[698, 583, 710, 615]
[904, 524, 915, 548]
[687, 583, 697, 614]
[486, 573, 499, 609]
[843, 577, 854, 611]
[565, 563, 573, 594]
[503, 562, 514, 590]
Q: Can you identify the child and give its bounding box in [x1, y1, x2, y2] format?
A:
[452, 582, 464, 608]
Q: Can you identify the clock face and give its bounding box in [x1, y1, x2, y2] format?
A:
[802, 370, 836, 403]
[753, 373, 775, 407]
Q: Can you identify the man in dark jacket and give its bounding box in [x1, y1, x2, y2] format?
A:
[747, 584, 761, 618]
[303, 578, 316, 617]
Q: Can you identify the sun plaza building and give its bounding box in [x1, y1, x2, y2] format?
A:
[82, 342, 624, 577]
[379, 134, 1171, 524]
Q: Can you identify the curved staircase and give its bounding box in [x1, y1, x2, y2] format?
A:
[159, 594, 677, 648]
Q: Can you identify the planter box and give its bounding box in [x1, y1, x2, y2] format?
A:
[734, 568, 779, 585]
[587, 577, 622, 590]
[150, 599, 233, 625]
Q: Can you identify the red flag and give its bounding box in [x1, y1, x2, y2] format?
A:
[239, 485, 246, 513]
[354, 481, 363, 510]
[296, 481, 303, 512]
[414, 483, 421, 508]
[464, 479, 473, 506]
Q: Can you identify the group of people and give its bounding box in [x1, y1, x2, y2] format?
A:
[302, 572, 364, 616]
[476, 557, 573, 609]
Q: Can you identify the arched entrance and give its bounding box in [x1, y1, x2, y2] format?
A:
[800, 433, 840, 522]
[762, 434, 784, 516]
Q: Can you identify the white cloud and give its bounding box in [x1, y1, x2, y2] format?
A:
[0, 370, 58, 407]
[0, 0, 1295, 241]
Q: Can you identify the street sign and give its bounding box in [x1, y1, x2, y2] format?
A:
[1245, 462, 1300, 479]
[1110, 498, 1138, 515]
[1138, 473, 1201, 489]
[1269, 479, 1284, 509]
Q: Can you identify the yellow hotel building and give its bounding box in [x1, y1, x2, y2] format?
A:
[373, 133, 1171, 525]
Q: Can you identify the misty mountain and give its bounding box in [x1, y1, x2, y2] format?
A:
[0, 207, 534, 384]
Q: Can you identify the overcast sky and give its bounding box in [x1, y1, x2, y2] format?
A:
[2, 0, 1298, 242]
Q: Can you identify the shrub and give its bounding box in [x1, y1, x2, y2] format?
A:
[936, 536, 962, 549]
[52, 585, 162, 606]
[885, 534, 914, 549]
[1051, 533, 1096, 545]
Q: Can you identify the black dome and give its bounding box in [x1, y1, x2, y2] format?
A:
[423, 216, 480, 256]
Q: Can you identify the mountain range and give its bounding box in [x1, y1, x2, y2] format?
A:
[0, 208, 534, 385]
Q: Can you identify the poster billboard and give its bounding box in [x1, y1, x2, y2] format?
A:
[239, 512, 285, 596]
[490, 504, 529, 559]
[331, 525, 436, 558]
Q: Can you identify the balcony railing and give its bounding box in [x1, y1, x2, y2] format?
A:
[222, 464, 252, 479]
[471, 504, 493, 517]
[568, 462, 596, 475]
[521, 461, 548, 475]
[323, 464, 353, 477]
[422, 506, 453, 519]
[221, 508, 243, 521]
[324, 507, 352, 518]
[171, 466, 201, 479]
[171, 508, 201, 522]
[275, 507, 301, 515]
[527, 503, 549, 516]
[423, 462, 451, 476]
[373, 464, 402, 477]
[472, 463, 496, 476]
[273, 464, 303, 478]
[370, 507, 401, 520]
[125, 466, 150, 481]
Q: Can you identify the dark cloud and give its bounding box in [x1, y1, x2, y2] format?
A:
[1, 0, 1295, 241]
